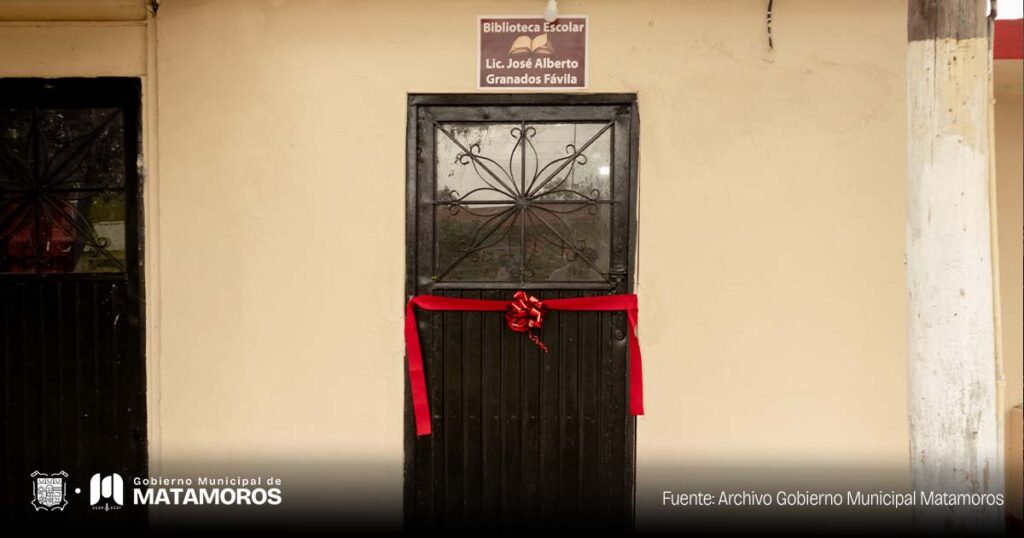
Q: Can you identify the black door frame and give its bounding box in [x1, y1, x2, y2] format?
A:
[0, 77, 147, 517]
[404, 93, 640, 528]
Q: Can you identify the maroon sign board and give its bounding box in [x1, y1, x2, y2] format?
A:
[478, 16, 588, 89]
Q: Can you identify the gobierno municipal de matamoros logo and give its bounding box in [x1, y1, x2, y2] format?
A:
[30, 471, 125, 512]
[31, 470, 283, 510]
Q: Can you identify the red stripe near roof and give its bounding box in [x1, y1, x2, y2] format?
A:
[995, 19, 1023, 60]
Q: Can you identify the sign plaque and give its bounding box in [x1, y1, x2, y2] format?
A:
[478, 16, 588, 89]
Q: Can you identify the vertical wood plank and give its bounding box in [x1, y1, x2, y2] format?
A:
[57, 281, 74, 494]
[537, 290, 561, 525]
[606, 312, 628, 529]
[520, 290, 541, 526]
[410, 299, 432, 527]
[443, 290, 464, 525]
[598, 309, 616, 525]
[501, 299, 522, 525]
[559, 291, 581, 523]
[480, 290, 503, 525]
[21, 283, 39, 474]
[462, 290, 483, 526]
[0, 285, 18, 505]
[429, 297, 446, 526]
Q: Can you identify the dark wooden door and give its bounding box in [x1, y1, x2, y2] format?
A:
[405, 94, 639, 530]
[0, 78, 146, 522]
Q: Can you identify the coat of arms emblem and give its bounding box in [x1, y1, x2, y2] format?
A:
[31, 470, 69, 511]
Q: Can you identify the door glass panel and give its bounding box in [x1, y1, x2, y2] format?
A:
[525, 203, 610, 281]
[433, 121, 613, 283]
[0, 107, 128, 273]
[436, 123, 518, 202]
[435, 204, 523, 281]
[0, 108, 126, 189]
[529, 123, 611, 200]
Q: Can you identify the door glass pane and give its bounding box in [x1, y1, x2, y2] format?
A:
[436, 123, 519, 202]
[0, 107, 128, 274]
[525, 203, 610, 281]
[0, 191, 126, 274]
[529, 123, 611, 200]
[434, 121, 613, 283]
[435, 204, 522, 282]
[0, 108, 126, 189]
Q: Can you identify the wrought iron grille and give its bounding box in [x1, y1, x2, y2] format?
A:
[0, 106, 128, 273]
[432, 119, 615, 284]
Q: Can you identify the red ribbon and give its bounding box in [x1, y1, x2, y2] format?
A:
[405, 292, 643, 436]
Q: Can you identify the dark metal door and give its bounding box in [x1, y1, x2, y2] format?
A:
[405, 94, 639, 529]
[0, 78, 146, 521]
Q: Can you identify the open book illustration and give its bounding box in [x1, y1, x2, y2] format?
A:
[509, 33, 555, 56]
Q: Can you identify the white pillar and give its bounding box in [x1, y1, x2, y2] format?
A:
[906, 0, 1003, 533]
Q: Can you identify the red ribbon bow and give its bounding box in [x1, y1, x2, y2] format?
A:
[505, 290, 549, 352]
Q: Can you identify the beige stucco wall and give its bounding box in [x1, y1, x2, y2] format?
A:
[152, 0, 911, 455]
[0, 23, 146, 76]
[995, 58, 1024, 518]
[0, 0, 934, 524]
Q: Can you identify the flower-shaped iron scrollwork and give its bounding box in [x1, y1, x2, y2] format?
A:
[433, 120, 614, 283]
